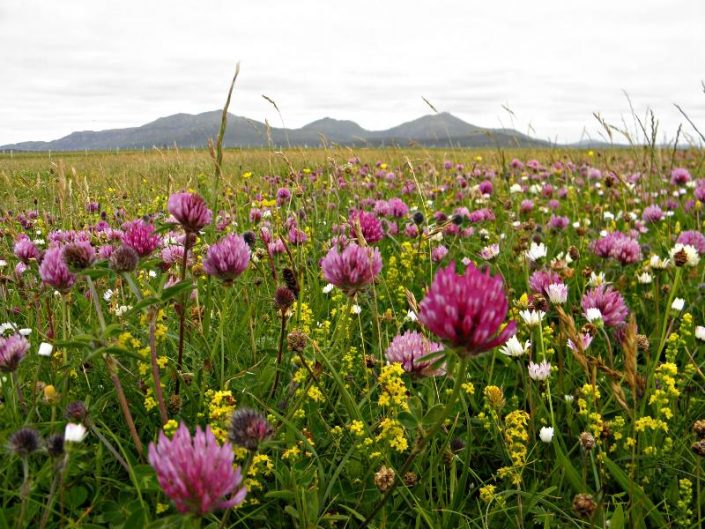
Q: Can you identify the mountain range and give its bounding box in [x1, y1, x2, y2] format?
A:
[1, 111, 553, 151]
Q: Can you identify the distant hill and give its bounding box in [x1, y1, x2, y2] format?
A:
[1, 111, 551, 151]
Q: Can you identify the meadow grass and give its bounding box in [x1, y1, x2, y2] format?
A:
[0, 144, 704, 528]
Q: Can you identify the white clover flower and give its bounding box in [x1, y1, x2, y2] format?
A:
[565, 395, 575, 403]
[350, 304, 362, 315]
[695, 326, 705, 342]
[525, 242, 547, 262]
[64, 423, 88, 443]
[637, 272, 652, 284]
[19, 328, 32, 336]
[528, 360, 551, 381]
[587, 271, 606, 287]
[0, 322, 17, 335]
[38, 342, 54, 357]
[509, 184, 523, 193]
[585, 308, 603, 324]
[404, 310, 418, 322]
[671, 298, 685, 312]
[669, 244, 700, 267]
[539, 426, 554, 443]
[546, 283, 568, 304]
[322, 283, 334, 294]
[500, 335, 531, 357]
[103, 289, 114, 301]
[519, 309, 545, 327]
[114, 305, 131, 316]
[0, 260, 6, 268]
[650, 255, 670, 270]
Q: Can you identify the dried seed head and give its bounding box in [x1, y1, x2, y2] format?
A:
[636, 334, 650, 352]
[168, 394, 182, 413]
[374, 466, 395, 492]
[287, 330, 308, 353]
[572, 493, 597, 518]
[403, 472, 418, 487]
[673, 248, 688, 267]
[579, 432, 595, 451]
[693, 440, 705, 457]
[694, 420, 705, 439]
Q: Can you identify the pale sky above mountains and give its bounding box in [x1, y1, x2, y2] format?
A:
[1, 0, 704, 145]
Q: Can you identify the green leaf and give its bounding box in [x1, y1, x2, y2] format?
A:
[421, 404, 446, 427]
[66, 485, 89, 509]
[610, 504, 625, 529]
[603, 456, 667, 527]
[553, 441, 585, 493]
[160, 280, 192, 302]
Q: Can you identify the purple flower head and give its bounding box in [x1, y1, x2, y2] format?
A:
[320, 242, 382, 296]
[479, 180, 493, 195]
[385, 331, 445, 377]
[671, 167, 691, 186]
[431, 245, 449, 263]
[418, 262, 516, 356]
[548, 215, 569, 231]
[39, 247, 76, 292]
[348, 210, 384, 244]
[122, 220, 160, 257]
[0, 334, 30, 372]
[591, 232, 641, 265]
[168, 192, 212, 233]
[642, 205, 664, 223]
[677, 231, 705, 255]
[148, 423, 246, 515]
[13, 237, 41, 263]
[520, 200, 534, 213]
[529, 270, 562, 295]
[276, 187, 291, 206]
[387, 198, 409, 218]
[581, 285, 629, 328]
[203, 234, 250, 285]
[160, 244, 189, 270]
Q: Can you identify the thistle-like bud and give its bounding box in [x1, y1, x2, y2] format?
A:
[282, 268, 299, 298]
[65, 401, 88, 422]
[110, 245, 140, 273]
[228, 408, 273, 451]
[8, 428, 41, 457]
[275, 287, 296, 312]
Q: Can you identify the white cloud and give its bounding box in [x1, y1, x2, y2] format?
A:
[1, 0, 704, 145]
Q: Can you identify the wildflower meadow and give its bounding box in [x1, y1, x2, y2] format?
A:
[1, 134, 705, 528]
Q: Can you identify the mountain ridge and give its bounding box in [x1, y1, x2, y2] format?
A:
[1, 111, 551, 151]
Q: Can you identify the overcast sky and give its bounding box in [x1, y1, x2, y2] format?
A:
[1, 0, 704, 145]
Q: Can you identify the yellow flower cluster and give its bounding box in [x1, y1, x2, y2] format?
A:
[577, 384, 603, 438]
[205, 389, 236, 443]
[376, 418, 408, 452]
[377, 363, 409, 410]
[498, 410, 530, 485]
